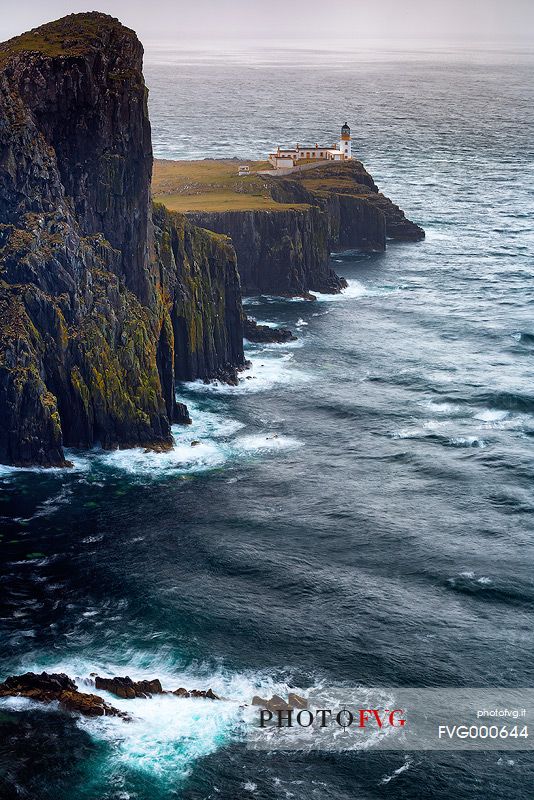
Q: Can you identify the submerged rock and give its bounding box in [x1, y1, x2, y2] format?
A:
[244, 317, 296, 344]
[192, 688, 219, 699]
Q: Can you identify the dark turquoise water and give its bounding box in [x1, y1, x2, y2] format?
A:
[1, 45, 534, 799]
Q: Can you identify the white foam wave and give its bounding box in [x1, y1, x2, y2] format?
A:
[9, 655, 307, 781]
[90, 400, 301, 479]
[474, 409, 509, 422]
[405, 402, 532, 446]
[312, 279, 367, 302]
[187, 351, 310, 395]
[32, 486, 73, 518]
[242, 294, 314, 305]
[245, 337, 304, 351]
[390, 428, 420, 440]
[0, 453, 89, 479]
[419, 400, 462, 414]
[234, 433, 301, 453]
[100, 435, 227, 476]
[390, 424, 487, 448]
[380, 757, 413, 784]
[451, 572, 493, 587]
[449, 436, 486, 448]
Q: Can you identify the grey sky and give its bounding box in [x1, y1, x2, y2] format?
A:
[1, 0, 533, 44]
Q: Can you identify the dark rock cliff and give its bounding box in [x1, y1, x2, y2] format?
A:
[0, 13, 244, 467]
[188, 161, 424, 296]
[188, 206, 345, 296]
[153, 204, 245, 383]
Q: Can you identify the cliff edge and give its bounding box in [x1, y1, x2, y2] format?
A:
[0, 13, 244, 467]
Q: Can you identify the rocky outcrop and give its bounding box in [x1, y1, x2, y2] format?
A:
[94, 675, 163, 698]
[0, 672, 222, 719]
[172, 687, 219, 699]
[0, 672, 128, 718]
[188, 161, 424, 296]
[244, 317, 296, 344]
[0, 13, 244, 467]
[268, 162, 425, 245]
[94, 674, 220, 701]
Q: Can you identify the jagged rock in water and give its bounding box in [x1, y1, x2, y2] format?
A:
[173, 687, 219, 700]
[264, 694, 292, 711]
[251, 695, 268, 706]
[0, 13, 244, 467]
[94, 675, 163, 698]
[0, 672, 221, 717]
[174, 401, 192, 425]
[287, 692, 308, 709]
[251, 692, 307, 710]
[244, 316, 296, 344]
[0, 672, 128, 718]
[187, 161, 424, 296]
[93, 674, 221, 701]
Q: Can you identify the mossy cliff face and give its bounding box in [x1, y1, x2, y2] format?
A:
[188, 161, 424, 296]
[153, 204, 245, 383]
[0, 13, 244, 467]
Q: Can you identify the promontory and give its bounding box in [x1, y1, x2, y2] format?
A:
[0, 12, 424, 468]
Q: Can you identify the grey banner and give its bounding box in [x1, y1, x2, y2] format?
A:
[245, 688, 534, 751]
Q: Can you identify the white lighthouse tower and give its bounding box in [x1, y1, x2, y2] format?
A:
[339, 122, 352, 160]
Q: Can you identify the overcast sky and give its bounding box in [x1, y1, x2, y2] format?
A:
[2, 0, 533, 44]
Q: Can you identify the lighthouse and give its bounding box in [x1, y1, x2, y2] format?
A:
[267, 123, 353, 168]
[340, 122, 352, 160]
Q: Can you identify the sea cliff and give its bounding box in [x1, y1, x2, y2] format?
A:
[0, 13, 244, 467]
[0, 12, 424, 468]
[185, 161, 424, 295]
[188, 205, 344, 296]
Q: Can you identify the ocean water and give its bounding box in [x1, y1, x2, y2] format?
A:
[1, 44, 534, 799]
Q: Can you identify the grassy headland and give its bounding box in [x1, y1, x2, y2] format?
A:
[152, 159, 310, 212]
[0, 13, 136, 65]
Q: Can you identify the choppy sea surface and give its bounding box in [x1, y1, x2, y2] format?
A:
[1, 43, 534, 799]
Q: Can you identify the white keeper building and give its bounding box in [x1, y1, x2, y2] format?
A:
[269, 123, 352, 169]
